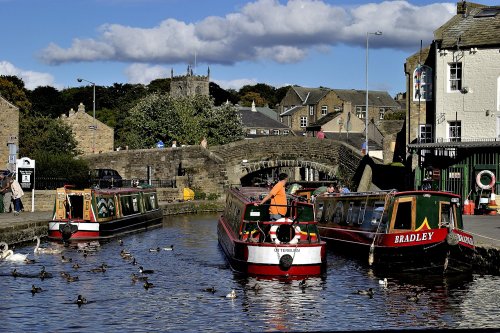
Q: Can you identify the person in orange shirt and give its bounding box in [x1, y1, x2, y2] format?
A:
[256, 173, 288, 220]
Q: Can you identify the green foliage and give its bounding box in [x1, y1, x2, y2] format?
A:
[29, 86, 65, 118]
[383, 110, 405, 120]
[193, 189, 206, 200]
[209, 82, 238, 106]
[206, 193, 220, 201]
[19, 116, 80, 157]
[0, 76, 31, 113]
[239, 91, 266, 107]
[32, 151, 90, 187]
[123, 93, 243, 149]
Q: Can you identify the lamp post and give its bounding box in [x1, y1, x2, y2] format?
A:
[77, 77, 96, 153]
[365, 31, 382, 156]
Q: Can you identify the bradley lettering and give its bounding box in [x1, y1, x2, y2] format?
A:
[394, 232, 434, 244]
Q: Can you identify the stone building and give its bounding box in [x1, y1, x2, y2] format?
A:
[406, 1, 500, 203]
[61, 103, 114, 155]
[0, 95, 19, 170]
[170, 66, 210, 98]
[238, 101, 293, 138]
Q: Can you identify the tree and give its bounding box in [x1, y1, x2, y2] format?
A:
[29, 86, 64, 118]
[122, 93, 243, 149]
[209, 82, 238, 106]
[239, 91, 266, 107]
[0, 76, 31, 113]
[19, 116, 80, 157]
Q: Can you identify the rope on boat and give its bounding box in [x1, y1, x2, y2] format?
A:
[368, 189, 397, 266]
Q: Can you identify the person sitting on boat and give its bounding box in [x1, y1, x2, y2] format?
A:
[255, 173, 288, 221]
[326, 184, 336, 194]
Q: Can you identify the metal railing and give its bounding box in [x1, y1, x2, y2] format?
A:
[31, 177, 177, 190]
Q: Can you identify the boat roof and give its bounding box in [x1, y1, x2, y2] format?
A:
[230, 186, 269, 203]
[59, 186, 156, 195]
[317, 189, 460, 199]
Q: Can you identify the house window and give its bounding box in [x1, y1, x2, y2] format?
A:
[321, 105, 328, 116]
[448, 121, 461, 142]
[273, 129, 280, 135]
[356, 106, 366, 119]
[379, 108, 385, 120]
[300, 117, 308, 128]
[283, 130, 289, 135]
[309, 105, 314, 116]
[419, 124, 433, 143]
[249, 129, 257, 135]
[413, 65, 433, 101]
[449, 62, 462, 91]
[261, 129, 270, 135]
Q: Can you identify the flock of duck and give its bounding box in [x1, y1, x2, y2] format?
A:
[1, 236, 425, 304]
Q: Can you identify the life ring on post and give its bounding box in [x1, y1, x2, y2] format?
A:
[476, 170, 496, 190]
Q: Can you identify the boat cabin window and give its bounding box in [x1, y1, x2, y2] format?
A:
[120, 194, 141, 216]
[315, 203, 324, 221]
[357, 201, 366, 225]
[95, 196, 116, 218]
[439, 202, 455, 228]
[346, 202, 355, 224]
[393, 200, 413, 230]
[144, 193, 158, 211]
[371, 201, 385, 225]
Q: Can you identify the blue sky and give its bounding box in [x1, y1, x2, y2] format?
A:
[1, 0, 498, 96]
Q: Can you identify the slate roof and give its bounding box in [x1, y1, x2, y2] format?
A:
[280, 105, 306, 117]
[238, 105, 278, 120]
[333, 89, 400, 109]
[435, 3, 500, 48]
[238, 109, 289, 129]
[325, 132, 383, 151]
[291, 86, 330, 105]
[309, 111, 342, 127]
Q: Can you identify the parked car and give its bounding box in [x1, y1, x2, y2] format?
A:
[91, 169, 123, 188]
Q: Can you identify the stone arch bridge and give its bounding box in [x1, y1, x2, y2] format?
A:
[84, 137, 363, 196]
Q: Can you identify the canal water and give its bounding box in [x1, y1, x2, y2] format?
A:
[0, 213, 499, 332]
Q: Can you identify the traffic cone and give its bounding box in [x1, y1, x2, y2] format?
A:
[488, 192, 497, 215]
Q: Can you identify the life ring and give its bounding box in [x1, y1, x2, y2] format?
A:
[476, 170, 496, 190]
[270, 218, 301, 244]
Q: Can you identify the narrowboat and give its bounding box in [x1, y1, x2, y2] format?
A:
[315, 190, 475, 274]
[218, 187, 327, 277]
[48, 185, 163, 241]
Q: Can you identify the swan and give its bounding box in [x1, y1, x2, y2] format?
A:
[33, 236, 62, 254]
[378, 278, 388, 287]
[2, 249, 30, 262]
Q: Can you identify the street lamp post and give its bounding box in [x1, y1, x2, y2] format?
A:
[77, 78, 96, 153]
[365, 31, 382, 156]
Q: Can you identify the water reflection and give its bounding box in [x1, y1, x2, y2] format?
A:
[0, 213, 498, 332]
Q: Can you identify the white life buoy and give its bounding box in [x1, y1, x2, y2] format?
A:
[476, 170, 496, 190]
[270, 218, 301, 244]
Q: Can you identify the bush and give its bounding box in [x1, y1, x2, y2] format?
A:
[193, 189, 206, 200]
[32, 151, 90, 188]
[207, 193, 220, 201]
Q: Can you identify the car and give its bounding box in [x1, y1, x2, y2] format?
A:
[91, 169, 123, 188]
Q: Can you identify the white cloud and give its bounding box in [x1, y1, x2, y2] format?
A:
[0, 61, 57, 90]
[213, 78, 258, 90]
[39, 0, 455, 66]
[124, 63, 168, 84]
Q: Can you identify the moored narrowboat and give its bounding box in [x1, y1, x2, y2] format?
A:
[218, 187, 327, 277]
[48, 185, 163, 241]
[315, 190, 475, 274]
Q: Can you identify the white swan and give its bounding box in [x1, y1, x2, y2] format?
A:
[33, 236, 63, 255]
[2, 249, 29, 262]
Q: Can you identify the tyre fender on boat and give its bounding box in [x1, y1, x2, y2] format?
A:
[476, 170, 496, 190]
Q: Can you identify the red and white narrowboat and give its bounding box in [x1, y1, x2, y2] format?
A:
[48, 185, 163, 241]
[315, 190, 475, 274]
[217, 187, 327, 277]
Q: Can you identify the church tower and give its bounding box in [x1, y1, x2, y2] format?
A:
[170, 66, 210, 98]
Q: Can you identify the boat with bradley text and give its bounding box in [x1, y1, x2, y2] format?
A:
[218, 186, 327, 277]
[314, 190, 475, 274]
[48, 185, 163, 241]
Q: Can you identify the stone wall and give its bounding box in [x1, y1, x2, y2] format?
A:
[0, 96, 19, 170]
